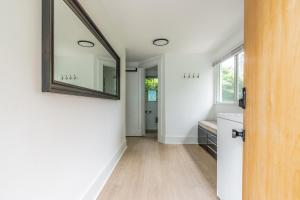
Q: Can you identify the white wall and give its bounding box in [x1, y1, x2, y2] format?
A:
[164, 53, 214, 144]
[210, 24, 244, 62]
[54, 55, 95, 89]
[0, 1, 126, 200]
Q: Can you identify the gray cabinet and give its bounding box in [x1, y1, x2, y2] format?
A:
[198, 125, 217, 159]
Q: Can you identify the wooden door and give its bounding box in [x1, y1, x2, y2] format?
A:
[243, 0, 300, 199]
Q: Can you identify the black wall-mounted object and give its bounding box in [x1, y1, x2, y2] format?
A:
[42, 0, 121, 99]
[126, 68, 138, 72]
[239, 87, 246, 109]
[232, 129, 245, 142]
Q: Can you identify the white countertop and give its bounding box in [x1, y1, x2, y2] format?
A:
[217, 113, 243, 124]
[198, 120, 217, 135]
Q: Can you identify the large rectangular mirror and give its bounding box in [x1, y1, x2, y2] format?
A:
[42, 0, 120, 99]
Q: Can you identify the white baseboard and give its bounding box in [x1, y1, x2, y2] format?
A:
[81, 141, 127, 200]
[164, 136, 198, 144]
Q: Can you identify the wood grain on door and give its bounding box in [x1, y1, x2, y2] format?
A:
[244, 0, 300, 199]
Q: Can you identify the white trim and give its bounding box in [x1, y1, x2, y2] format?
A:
[213, 64, 220, 104]
[158, 56, 166, 144]
[164, 137, 198, 144]
[234, 54, 239, 101]
[138, 68, 146, 136]
[80, 142, 127, 200]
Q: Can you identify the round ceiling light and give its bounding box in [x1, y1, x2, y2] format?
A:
[153, 38, 169, 46]
[77, 40, 95, 48]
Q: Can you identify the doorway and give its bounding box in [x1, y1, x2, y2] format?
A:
[126, 57, 164, 142]
[144, 66, 158, 138]
[103, 66, 116, 94]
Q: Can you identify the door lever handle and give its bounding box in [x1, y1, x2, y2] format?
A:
[232, 129, 245, 142]
[239, 87, 246, 109]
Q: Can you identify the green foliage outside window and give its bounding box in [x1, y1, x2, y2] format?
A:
[145, 78, 158, 90]
[220, 57, 235, 102]
[219, 52, 244, 102]
[221, 66, 235, 101]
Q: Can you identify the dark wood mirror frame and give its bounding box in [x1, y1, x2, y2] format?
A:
[42, 0, 121, 99]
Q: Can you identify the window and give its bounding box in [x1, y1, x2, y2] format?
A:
[220, 56, 235, 102]
[148, 90, 157, 101]
[145, 78, 158, 102]
[237, 52, 244, 99]
[215, 51, 244, 103]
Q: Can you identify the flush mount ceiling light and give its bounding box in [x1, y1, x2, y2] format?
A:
[77, 40, 95, 48]
[153, 38, 169, 46]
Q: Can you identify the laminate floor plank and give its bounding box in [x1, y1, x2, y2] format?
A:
[97, 136, 217, 200]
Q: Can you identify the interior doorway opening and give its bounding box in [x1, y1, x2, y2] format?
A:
[126, 57, 164, 143]
[144, 66, 158, 138]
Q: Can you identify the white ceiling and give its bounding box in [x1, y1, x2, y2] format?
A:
[100, 0, 244, 62]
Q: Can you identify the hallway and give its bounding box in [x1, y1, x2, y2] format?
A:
[97, 137, 217, 200]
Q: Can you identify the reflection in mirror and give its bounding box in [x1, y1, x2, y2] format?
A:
[53, 0, 117, 95]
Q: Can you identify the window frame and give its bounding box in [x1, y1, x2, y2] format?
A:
[214, 50, 244, 105]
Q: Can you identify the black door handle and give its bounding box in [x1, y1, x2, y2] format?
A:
[232, 129, 245, 142]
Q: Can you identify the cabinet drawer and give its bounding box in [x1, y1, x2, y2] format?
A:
[207, 141, 217, 152]
[198, 126, 208, 144]
[208, 133, 217, 144]
[198, 126, 209, 137]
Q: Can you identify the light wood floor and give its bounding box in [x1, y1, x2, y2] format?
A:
[97, 136, 217, 200]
